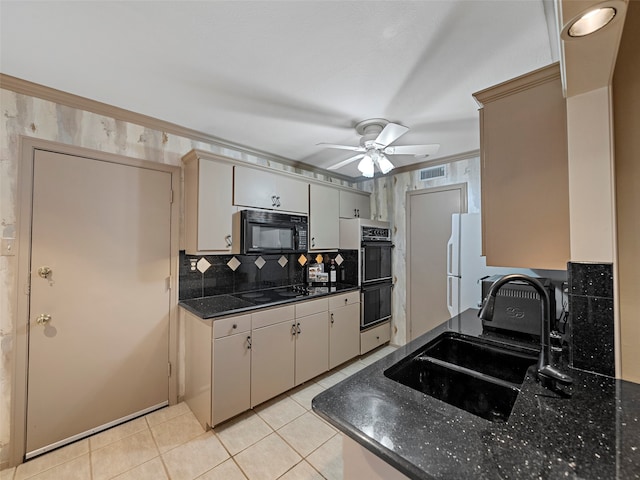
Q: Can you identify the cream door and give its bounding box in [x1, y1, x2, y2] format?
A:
[26, 150, 172, 457]
[309, 184, 339, 250]
[407, 186, 465, 341]
[213, 332, 251, 425]
[329, 303, 360, 369]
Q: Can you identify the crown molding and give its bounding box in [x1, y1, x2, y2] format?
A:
[0, 73, 355, 183]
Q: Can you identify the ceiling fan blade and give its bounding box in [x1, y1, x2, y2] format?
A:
[327, 154, 365, 170]
[384, 144, 440, 156]
[316, 143, 365, 152]
[374, 123, 409, 148]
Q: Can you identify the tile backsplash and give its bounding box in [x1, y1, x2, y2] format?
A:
[179, 250, 357, 300]
[568, 262, 615, 377]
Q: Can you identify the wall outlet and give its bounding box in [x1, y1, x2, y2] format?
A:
[190, 259, 197, 271]
[1, 238, 16, 256]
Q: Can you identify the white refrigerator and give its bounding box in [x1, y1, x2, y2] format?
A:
[446, 213, 508, 317]
[446, 213, 543, 317]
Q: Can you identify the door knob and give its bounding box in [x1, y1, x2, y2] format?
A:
[36, 314, 52, 326]
[37, 266, 52, 278]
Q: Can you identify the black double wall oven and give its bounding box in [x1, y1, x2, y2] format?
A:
[360, 224, 393, 330]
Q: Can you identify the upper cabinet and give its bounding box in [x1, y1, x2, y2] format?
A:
[234, 165, 309, 214]
[473, 63, 570, 270]
[309, 184, 340, 250]
[340, 190, 371, 219]
[183, 153, 235, 254]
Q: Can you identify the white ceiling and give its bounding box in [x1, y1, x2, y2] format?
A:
[0, 1, 557, 178]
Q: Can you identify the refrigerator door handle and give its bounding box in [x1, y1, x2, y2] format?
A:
[447, 214, 460, 277]
[447, 276, 460, 317]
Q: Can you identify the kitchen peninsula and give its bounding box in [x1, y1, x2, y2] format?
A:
[312, 309, 640, 480]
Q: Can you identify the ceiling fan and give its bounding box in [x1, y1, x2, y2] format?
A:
[318, 118, 440, 177]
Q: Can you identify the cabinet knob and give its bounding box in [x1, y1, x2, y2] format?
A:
[344, 298, 348, 304]
[232, 324, 237, 329]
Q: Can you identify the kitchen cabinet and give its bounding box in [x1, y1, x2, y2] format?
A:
[329, 292, 360, 369]
[473, 63, 570, 270]
[234, 165, 309, 214]
[309, 183, 340, 250]
[212, 315, 251, 425]
[360, 321, 391, 355]
[183, 153, 236, 253]
[294, 299, 329, 385]
[251, 305, 296, 407]
[340, 190, 371, 219]
[183, 290, 361, 427]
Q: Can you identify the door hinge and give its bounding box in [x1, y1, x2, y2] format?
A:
[24, 276, 31, 295]
[166, 276, 171, 291]
[168, 362, 172, 377]
[170, 189, 174, 204]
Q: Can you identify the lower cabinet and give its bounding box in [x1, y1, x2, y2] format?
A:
[251, 318, 296, 408]
[329, 292, 360, 369]
[183, 291, 361, 429]
[360, 321, 391, 355]
[294, 299, 329, 386]
[212, 315, 251, 425]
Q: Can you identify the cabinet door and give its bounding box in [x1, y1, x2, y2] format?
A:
[309, 184, 339, 250]
[294, 312, 329, 385]
[184, 158, 235, 253]
[276, 175, 309, 214]
[329, 303, 360, 369]
[234, 165, 277, 210]
[251, 321, 295, 407]
[340, 190, 371, 219]
[234, 165, 309, 214]
[213, 332, 251, 425]
[474, 64, 569, 270]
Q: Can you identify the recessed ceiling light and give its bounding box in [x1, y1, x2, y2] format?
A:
[561, 1, 623, 40]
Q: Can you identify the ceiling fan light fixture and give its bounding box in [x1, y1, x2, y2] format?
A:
[377, 154, 395, 174]
[358, 155, 375, 178]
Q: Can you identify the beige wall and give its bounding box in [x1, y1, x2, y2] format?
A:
[612, 0, 640, 383]
[566, 87, 616, 263]
[0, 88, 351, 468]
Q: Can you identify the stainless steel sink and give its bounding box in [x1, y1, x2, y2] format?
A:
[384, 332, 538, 422]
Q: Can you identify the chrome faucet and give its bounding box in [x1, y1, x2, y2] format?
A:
[478, 274, 573, 388]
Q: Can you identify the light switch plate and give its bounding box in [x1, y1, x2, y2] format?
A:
[1, 238, 15, 256]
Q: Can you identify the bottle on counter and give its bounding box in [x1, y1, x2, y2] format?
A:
[329, 259, 337, 291]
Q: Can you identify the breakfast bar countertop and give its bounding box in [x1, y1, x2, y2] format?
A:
[312, 309, 640, 480]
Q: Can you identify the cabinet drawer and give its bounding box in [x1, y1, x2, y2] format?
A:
[214, 314, 252, 339]
[296, 298, 328, 318]
[360, 322, 391, 355]
[252, 305, 295, 329]
[329, 291, 360, 310]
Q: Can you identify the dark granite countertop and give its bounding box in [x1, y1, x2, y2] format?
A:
[179, 283, 360, 319]
[312, 309, 640, 479]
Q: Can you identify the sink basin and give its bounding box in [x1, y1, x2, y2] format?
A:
[384, 332, 538, 422]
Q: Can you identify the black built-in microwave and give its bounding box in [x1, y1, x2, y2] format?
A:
[239, 210, 308, 254]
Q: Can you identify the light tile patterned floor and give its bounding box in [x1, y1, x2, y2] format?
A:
[2, 345, 398, 480]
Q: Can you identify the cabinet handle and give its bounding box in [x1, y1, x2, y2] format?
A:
[246, 336, 252, 349]
[296, 322, 301, 335]
[311, 237, 315, 248]
[330, 313, 334, 325]
[354, 208, 357, 217]
[225, 235, 232, 248]
[356, 209, 360, 217]
[271, 195, 277, 206]
[276, 196, 281, 207]
[344, 298, 348, 305]
[291, 323, 297, 336]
